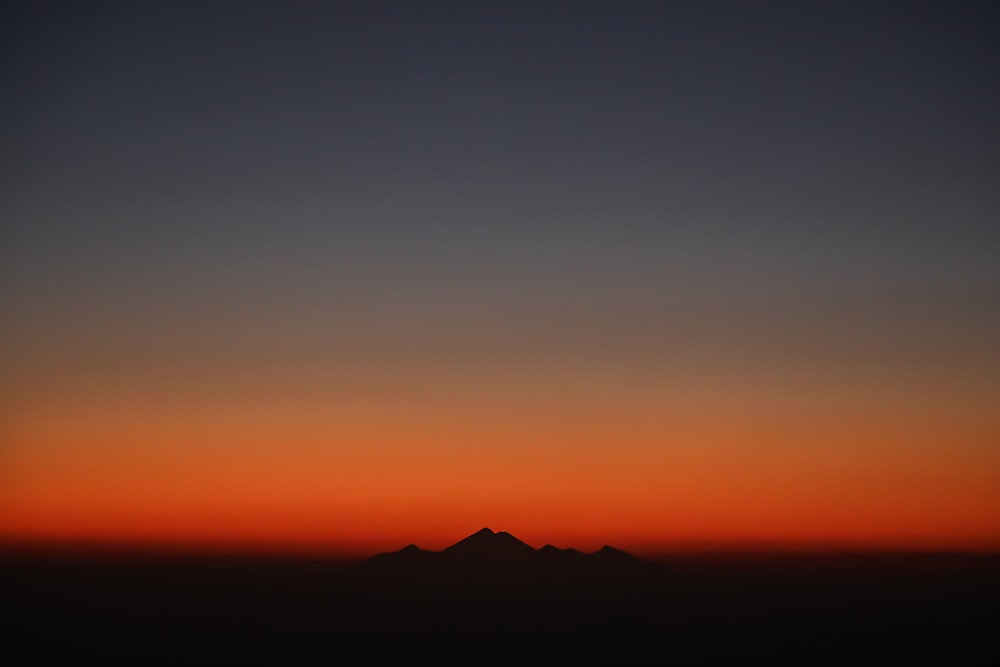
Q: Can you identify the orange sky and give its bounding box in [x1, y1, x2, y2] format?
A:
[3, 336, 999, 555]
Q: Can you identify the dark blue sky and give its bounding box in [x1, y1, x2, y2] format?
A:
[2, 0, 998, 412]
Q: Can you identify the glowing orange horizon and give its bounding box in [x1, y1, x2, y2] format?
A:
[4, 410, 998, 555]
[4, 318, 999, 556]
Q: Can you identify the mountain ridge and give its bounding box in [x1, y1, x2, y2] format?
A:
[357, 528, 661, 586]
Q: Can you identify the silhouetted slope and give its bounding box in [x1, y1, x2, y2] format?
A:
[360, 543, 434, 575]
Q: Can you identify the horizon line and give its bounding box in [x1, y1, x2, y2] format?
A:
[4, 535, 1000, 560]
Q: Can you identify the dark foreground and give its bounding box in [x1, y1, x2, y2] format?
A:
[4, 550, 999, 665]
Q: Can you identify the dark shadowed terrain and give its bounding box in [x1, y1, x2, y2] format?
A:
[4, 529, 999, 665]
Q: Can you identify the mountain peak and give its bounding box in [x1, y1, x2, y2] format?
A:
[442, 527, 535, 559]
[595, 545, 639, 562]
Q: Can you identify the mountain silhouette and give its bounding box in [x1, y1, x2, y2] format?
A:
[358, 528, 660, 590]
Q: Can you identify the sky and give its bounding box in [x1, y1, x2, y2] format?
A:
[2, 1, 999, 554]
